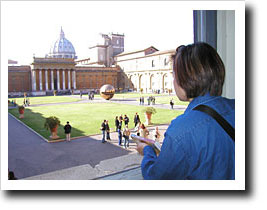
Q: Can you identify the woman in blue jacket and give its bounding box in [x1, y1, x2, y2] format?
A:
[136, 42, 235, 180]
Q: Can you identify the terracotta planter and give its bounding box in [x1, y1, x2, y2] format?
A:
[145, 112, 152, 125]
[19, 109, 25, 119]
[50, 125, 59, 139]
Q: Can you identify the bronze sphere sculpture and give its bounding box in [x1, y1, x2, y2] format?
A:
[100, 84, 115, 100]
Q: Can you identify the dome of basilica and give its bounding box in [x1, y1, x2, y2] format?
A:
[47, 27, 77, 59]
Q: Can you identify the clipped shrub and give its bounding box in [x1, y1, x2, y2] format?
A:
[142, 106, 157, 115]
[44, 116, 60, 130]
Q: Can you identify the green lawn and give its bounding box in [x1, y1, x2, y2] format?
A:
[8, 96, 82, 106]
[9, 102, 183, 140]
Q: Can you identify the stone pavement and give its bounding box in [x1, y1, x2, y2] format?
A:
[9, 112, 169, 180]
[25, 94, 187, 112]
[67, 94, 188, 111]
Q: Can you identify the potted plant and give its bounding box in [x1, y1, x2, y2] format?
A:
[44, 116, 61, 140]
[18, 105, 25, 118]
[142, 107, 157, 125]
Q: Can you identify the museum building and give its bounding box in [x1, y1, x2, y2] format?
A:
[8, 28, 174, 96]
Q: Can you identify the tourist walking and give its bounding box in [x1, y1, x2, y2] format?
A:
[135, 121, 141, 136]
[27, 98, 30, 106]
[152, 96, 155, 105]
[117, 118, 123, 145]
[152, 126, 161, 142]
[100, 120, 107, 143]
[124, 114, 129, 126]
[134, 112, 140, 127]
[139, 123, 149, 138]
[170, 98, 174, 109]
[106, 120, 111, 140]
[64, 121, 72, 142]
[115, 116, 119, 131]
[123, 125, 131, 149]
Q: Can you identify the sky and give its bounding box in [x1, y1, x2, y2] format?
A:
[2, 1, 194, 65]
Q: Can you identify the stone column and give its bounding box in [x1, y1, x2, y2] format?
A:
[57, 70, 60, 90]
[62, 69, 65, 90]
[72, 70, 76, 89]
[146, 73, 150, 93]
[32, 70, 36, 91]
[68, 70, 71, 89]
[169, 72, 174, 92]
[45, 69, 48, 90]
[39, 70, 43, 91]
[158, 72, 163, 93]
[51, 70, 54, 90]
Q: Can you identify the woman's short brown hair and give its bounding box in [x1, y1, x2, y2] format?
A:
[173, 42, 225, 98]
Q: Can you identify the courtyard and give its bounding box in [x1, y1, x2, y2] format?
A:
[8, 93, 187, 179]
[8, 93, 187, 140]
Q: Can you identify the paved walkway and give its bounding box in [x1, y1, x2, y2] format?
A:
[15, 94, 187, 111]
[8, 95, 185, 180]
[8, 114, 169, 180]
[68, 94, 188, 111]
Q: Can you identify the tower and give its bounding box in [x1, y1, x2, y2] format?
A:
[110, 33, 124, 57]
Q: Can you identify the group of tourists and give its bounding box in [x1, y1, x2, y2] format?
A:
[139, 96, 145, 105]
[139, 96, 156, 105]
[99, 112, 162, 149]
[134, 120, 161, 142]
[79, 90, 95, 100]
[114, 114, 130, 148]
[147, 96, 156, 105]
[99, 115, 130, 148]
[100, 120, 111, 143]
[88, 91, 95, 100]
[8, 99, 17, 107]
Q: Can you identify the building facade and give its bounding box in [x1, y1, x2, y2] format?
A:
[115, 47, 175, 93]
[8, 65, 32, 95]
[8, 29, 174, 96]
[31, 57, 76, 95]
[75, 66, 123, 91]
[80, 33, 124, 67]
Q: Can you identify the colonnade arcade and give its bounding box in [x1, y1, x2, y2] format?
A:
[32, 69, 76, 92]
[126, 71, 174, 93]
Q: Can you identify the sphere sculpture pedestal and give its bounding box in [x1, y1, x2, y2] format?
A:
[100, 84, 115, 100]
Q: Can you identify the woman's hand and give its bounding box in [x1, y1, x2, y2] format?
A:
[136, 141, 148, 156]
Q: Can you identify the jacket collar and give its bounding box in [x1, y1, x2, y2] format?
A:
[184, 93, 220, 114]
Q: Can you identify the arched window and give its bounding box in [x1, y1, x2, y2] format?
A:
[164, 58, 167, 66]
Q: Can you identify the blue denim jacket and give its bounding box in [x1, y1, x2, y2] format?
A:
[141, 94, 235, 180]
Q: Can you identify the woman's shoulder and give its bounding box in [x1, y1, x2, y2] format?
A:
[166, 110, 210, 139]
